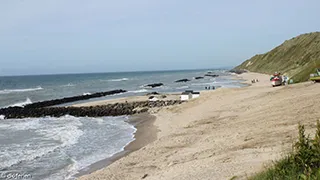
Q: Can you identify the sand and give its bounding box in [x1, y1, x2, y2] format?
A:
[78, 72, 320, 180]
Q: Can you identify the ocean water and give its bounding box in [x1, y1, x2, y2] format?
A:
[0, 69, 245, 179]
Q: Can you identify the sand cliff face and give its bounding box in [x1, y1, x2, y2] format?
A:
[235, 32, 320, 82]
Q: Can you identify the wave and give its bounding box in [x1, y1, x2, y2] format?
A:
[108, 78, 129, 82]
[176, 86, 189, 90]
[129, 89, 148, 93]
[83, 92, 92, 96]
[6, 98, 33, 108]
[61, 83, 75, 87]
[0, 87, 43, 94]
[0, 115, 84, 169]
[0, 115, 5, 120]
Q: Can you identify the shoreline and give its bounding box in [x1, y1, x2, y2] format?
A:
[75, 113, 158, 178]
[75, 72, 251, 179]
[78, 71, 319, 180]
[74, 73, 249, 179]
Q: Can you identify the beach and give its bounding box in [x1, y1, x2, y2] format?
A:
[1, 69, 249, 180]
[77, 72, 320, 180]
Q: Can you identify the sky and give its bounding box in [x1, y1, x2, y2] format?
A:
[0, 0, 319, 76]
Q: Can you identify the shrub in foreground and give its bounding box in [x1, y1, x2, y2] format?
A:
[250, 120, 320, 180]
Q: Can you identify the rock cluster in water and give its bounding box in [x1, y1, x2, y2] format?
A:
[175, 79, 190, 83]
[144, 83, 164, 88]
[204, 74, 219, 77]
[0, 100, 183, 119]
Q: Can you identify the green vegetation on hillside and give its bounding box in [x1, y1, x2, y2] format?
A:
[235, 32, 320, 83]
[250, 121, 320, 180]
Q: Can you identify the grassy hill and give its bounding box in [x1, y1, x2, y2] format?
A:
[235, 32, 320, 82]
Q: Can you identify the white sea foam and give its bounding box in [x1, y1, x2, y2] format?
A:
[6, 97, 33, 108]
[6, 118, 42, 131]
[83, 92, 91, 96]
[129, 89, 148, 93]
[0, 87, 43, 94]
[176, 86, 189, 89]
[0, 143, 61, 170]
[61, 83, 75, 87]
[0, 116, 84, 169]
[65, 121, 136, 180]
[0, 115, 5, 120]
[108, 78, 129, 82]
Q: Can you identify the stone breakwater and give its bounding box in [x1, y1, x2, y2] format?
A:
[24, 89, 127, 108]
[0, 100, 183, 119]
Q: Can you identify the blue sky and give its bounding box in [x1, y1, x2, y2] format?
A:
[0, 0, 319, 76]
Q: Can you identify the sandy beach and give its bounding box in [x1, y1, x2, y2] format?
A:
[78, 72, 320, 180]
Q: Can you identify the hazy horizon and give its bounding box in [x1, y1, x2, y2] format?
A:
[1, 0, 319, 76]
[0, 67, 234, 77]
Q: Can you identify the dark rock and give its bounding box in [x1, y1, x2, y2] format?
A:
[0, 100, 184, 119]
[229, 69, 247, 74]
[146, 92, 159, 95]
[204, 74, 219, 77]
[142, 174, 148, 179]
[194, 76, 204, 79]
[145, 83, 163, 88]
[175, 79, 190, 83]
[24, 89, 127, 109]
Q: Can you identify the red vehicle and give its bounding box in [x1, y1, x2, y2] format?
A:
[270, 72, 283, 87]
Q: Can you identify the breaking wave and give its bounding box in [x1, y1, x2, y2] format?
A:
[0, 87, 43, 94]
[6, 98, 33, 108]
[129, 89, 148, 93]
[176, 86, 189, 90]
[108, 78, 129, 82]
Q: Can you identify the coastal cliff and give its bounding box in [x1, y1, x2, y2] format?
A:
[235, 32, 320, 82]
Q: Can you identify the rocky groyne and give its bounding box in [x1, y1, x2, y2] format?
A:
[24, 89, 127, 108]
[0, 100, 183, 119]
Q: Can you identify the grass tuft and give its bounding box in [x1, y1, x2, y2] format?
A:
[250, 120, 320, 180]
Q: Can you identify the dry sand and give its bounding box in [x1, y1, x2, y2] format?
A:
[79, 72, 320, 180]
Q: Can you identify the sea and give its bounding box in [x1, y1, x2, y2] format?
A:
[0, 69, 245, 180]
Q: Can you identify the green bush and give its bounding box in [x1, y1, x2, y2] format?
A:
[250, 121, 320, 180]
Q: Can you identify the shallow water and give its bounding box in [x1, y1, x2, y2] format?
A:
[0, 115, 135, 180]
